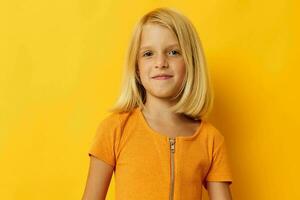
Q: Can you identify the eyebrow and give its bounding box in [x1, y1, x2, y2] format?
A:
[139, 43, 180, 51]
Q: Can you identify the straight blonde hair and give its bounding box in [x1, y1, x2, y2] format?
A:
[108, 7, 214, 120]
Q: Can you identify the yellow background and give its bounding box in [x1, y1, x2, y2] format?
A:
[1, 0, 299, 199]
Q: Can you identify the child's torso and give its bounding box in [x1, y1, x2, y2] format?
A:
[113, 107, 213, 200]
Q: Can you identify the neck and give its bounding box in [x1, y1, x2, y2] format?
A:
[141, 94, 191, 124]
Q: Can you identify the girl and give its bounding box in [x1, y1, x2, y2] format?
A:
[82, 7, 233, 200]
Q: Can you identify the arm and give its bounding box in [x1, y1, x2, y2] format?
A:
[81, 155, 114, 200]
[207, 181, 232, 200]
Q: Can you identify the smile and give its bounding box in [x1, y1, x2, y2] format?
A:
[152, 76, 173, 80]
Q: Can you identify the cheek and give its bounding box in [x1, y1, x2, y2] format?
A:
[137, 64, 148, 82]
[138, 59, 150, 68]
[137, 60, 151, 75]
[174, 60, 186, 80]
[179, 63, 186, 74]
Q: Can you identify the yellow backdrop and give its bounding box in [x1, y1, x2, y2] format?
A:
[1, 1, 299, 199]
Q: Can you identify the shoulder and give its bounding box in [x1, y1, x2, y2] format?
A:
[96, 109, 135, 132]
[199, 121, 231, 162]
[201, 120, 226, 146]
[98, 112, 121, 126]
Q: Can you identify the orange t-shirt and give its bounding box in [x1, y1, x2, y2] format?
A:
[88, 107, 233, 200]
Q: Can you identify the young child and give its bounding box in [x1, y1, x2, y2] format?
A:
[82, 7, 233, 200]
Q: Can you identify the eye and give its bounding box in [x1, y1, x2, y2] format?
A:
[142, 51, 152, 57]
[169, 50, 180, 56]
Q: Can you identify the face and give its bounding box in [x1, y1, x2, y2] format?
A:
[137, 23, 186, 101]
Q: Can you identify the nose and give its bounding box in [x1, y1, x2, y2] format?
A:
[155, 53, 168, 68]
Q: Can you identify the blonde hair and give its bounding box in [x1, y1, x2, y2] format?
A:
[108, 7, 214, 120]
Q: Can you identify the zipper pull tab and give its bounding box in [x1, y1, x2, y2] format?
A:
[169, 137, 176, 153]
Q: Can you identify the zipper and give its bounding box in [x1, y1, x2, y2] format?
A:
[169, 137, 176, 200]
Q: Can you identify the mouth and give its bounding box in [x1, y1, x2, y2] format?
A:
[152, 75, 173, 80]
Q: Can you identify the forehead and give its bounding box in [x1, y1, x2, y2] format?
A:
[139, 23, 179, 50]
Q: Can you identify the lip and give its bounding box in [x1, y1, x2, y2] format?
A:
[152, 75, 173, 80]
[152, 74, 173, 78]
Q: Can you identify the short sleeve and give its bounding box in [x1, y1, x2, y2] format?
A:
[204, 131, 233, 188]
[88, 115, 118, 168]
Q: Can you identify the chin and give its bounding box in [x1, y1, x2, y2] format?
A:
[152, 91, 177, 99]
